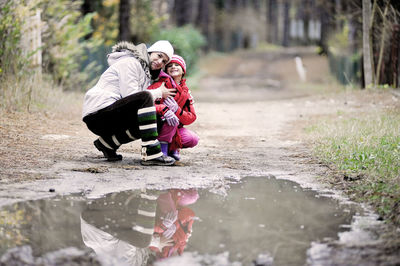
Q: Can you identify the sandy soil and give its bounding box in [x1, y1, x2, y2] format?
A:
[0, 48, 399, 264]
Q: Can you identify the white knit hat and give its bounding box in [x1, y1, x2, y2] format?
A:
[147, 40, 174, 62]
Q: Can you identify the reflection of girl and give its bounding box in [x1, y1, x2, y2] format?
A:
[150, 189, 199, 258]
[153, 207, 195, 258]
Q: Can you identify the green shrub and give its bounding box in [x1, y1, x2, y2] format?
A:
[130, 0, 166, 44]
[0, 0, 26, 77]
[151, 25, 206, 76]
[0, 0, 38, 110]
[1, 0, 101, 110]
[39, 0, 102, 90]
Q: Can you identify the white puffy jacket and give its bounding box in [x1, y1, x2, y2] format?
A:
[82, 43, 162, 118]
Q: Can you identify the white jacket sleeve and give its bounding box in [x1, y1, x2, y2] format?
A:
[118, 57, 163, 101]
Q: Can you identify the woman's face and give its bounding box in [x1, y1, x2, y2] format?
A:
[149, 52, 169, 70]
[166, 62, 184, 79]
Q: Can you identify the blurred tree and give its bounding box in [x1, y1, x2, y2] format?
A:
[267, 0, 278, 44]
[81, 0, 102, 40]
[282, 0, 290, 46]
[0, 0, 24, 77]
[82, 0, 102, 15]
[152, 25, 206, 75]
[91, 0, 119, 46]
[303, 0, 311, 44]
[375, 0, 390, 84]
[39, 0, 101, 89]
[173, 0, 193, 26]
[119, 0, 131, 41]
[130, 0, 164, 43]
[195, 0, 210, 50]
[363, 0, 374, 87]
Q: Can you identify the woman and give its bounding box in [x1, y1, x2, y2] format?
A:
[82, 40, 177, 166]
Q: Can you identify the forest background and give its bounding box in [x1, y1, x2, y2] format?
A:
[1, 0, 400, 111]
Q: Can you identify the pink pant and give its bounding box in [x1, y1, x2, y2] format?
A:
[158, 124, 199, 148]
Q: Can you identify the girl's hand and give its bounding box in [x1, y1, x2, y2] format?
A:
[159, 82, 177, 98]
[163, 110, 179, 126]
[163, 224, 177, 239]
[164, 97, 178, 113]
[162, 211, 178, 228]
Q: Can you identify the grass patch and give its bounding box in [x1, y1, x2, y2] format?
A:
[255, 42, 284, 52]
[0, 73, 83, 114]
[307, 109, 400, 225]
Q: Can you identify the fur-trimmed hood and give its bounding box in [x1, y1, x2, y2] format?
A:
[107, 41, 149, 66]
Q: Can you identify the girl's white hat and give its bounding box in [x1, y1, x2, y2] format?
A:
[147, 40, 174, 62]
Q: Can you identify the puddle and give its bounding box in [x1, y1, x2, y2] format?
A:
[0, 176, 361, 265]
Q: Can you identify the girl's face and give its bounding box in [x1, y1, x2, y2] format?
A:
[166, 62, 184, 79]
[149, 52, 169, 70]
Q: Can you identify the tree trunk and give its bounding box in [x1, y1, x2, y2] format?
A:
[282, 0, 290, 46]
[196, 0, 210, 50]
[375, 2, 390, 85]
[362, 0, 373, 87]
[174, 0, 193, 26]
[303, 0, 310, 44]
[267, 0, 278, 43]
[82, 0, 94, 15]
[317, 1, 333, 54]
[391, 24, 400, 87]
[335, 0, 341, 31]
[119, 0, 131, 41]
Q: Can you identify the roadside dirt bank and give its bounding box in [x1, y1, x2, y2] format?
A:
[0, 48, 399, 265]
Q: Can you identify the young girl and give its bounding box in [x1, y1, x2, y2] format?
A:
[147, 55, 199, 160]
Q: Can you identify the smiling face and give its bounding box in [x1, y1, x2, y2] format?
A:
[149, 52, 169, 70]
[166, 62, 184, 80]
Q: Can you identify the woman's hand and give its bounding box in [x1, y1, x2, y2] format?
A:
[164, 97, 178, 113]
[159, 82, 176, 99]
[159, 236, 174, 249]
[150, 235, 174, 250]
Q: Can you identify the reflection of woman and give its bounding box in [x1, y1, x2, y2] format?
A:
[81, 216, 150, 265]
[80, 190, 172, 265]
[150, 189, 199, 258]
[81, 216, 174, 265]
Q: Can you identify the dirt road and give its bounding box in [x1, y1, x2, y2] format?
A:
[1, 48, 399, 264]
[0, 48, 333, 199]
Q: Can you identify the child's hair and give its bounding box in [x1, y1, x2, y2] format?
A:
[167, 54, 186, 76]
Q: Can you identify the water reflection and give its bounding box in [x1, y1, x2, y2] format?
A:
[80, 189, 198, 264]
[0, 177, 361, 266]
[0, 197, 85, 256]
[187, 177, 359, 265]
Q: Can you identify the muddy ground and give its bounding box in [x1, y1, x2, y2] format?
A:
[0, 48, 399, 265]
